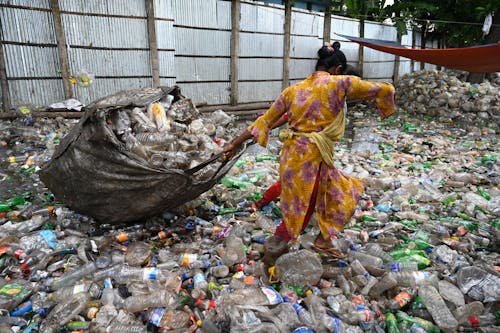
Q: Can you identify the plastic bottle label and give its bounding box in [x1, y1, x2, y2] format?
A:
[394, 291, 411, 307]
[261, 286, 282, 305]
[149, 307, 166, 327]
[329, 315, 341, 333]
[143, 267, 158, 280]
[193, 272, 207, 285]
[182, 253, 197, 267]
[0, 283, 29, 298]
[39, 230, 58, 248]
[413, 271, 430, 285]
[73, 284, 86, 294]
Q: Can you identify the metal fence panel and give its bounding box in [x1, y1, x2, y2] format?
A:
[73, 78, 153, 104]
[4, 44, 60, 77]
[8, 80, 65, 107]
[1, 7, 56, 43]
[62, 15, 148, 48]
[240, 32, 283, 57]
[0, 0, 50, 9]
[59, 0, 146, 16]
[240, 2, 284, 33]
[240, 58, 282, 81]
[175, 57, 229, 82]
[290, 59, 315, 79]
[239, 81, 281, 104]
[177, 82, 230, 105]
[171, 0, 229, 29]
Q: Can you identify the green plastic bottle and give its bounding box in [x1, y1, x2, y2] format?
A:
[220, 177, 252, 190]
[477, 187, 491, 201]
[396, 311, 440, 333]
[386, 311, 401, 333]
[0, 193, 29, 213]
[255, 154, 278, 162]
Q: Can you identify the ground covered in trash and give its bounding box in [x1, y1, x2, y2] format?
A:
[0, 70, 498, 333]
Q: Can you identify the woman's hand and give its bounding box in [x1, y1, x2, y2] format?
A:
[223, 141, 238, 160]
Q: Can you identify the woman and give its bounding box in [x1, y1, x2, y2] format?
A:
[224, 49, 396, 257]
[252, 43, 362, 211]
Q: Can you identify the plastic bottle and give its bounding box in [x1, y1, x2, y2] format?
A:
[390, 271, 438, 288]
[124, 290, 174, 313]
[347, 250, 383, 268]
[292, 302, 316, 327]
[387, 288, 416, 310]
[384, 261, 419, 272]
[112, 265, 177, 283]
[48, 280, 102, 302]
[225, 286, 282, 305]
[50, 255, 110, 289]
[395, 311, 440, 333]
[148, 307, 191, 329]
[221, 236, 246, 266]
[243, 261, 267, 278]
[452, 301, 484, 325]
[105, 323, 147, 333]
[369, 273, 398, 297]
[364, 243, 393, 263]
[193, 268, 208, 291]
[418, 285, 458, 332]
[275, 250, 323, 287]
[437, 279, 465, 307]
[209, 265, 229, 278]
[386, 311, 401, 333]
[40, 292, 91, 332]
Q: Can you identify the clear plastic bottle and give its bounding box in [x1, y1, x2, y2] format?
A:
[243, 261, 267, 278]
[225, 286, 282, 306]
[418, 285, 458, 333]
[193, 268, 208, 291]
[292, 302, 316, 327]
[369, 273, 398, 297]
[48, 280, 102, 302]
[209, 265, 229, 278]
[40, 292, 91, 331]
[452, 301, 484, 325]
[384, 261, 419, 272]
[275, 250, 323, 287]
[129, 107, 157, 132]
[147, 307, 191, 329]
[222, 236, 246, 266]
[364, 243, 393, 263]
[437, 279, 465, 307]
[112, 265, 177, 283]
[105, 323, 147, 333]
[124, 290, 174, 313]
[347, 250, 383, 268]
[390, 271, 438, 288]
[51, 255, 110, 289]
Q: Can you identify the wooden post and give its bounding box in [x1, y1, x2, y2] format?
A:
[358, 18, 364, 78]
[393, 31, 401, 82]
[49, 0, 73, 99]
[411, 29, 416, 72]
[230, 0, 240, 106]
[282, 0, 292, 90]
[146, 0, 160, 87]
[420, 23, 426, 70]
[0, 20, 11, 111]
[323, 4, 332, 44]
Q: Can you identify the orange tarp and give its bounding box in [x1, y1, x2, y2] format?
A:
[337, 34, 500, 73]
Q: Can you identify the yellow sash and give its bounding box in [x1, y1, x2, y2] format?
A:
[279, 107, 345, 167]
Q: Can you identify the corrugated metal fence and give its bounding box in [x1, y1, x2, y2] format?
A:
[0, 0, 434, 110]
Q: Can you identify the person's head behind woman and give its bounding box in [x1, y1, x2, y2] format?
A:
[315, 47, 344, 75]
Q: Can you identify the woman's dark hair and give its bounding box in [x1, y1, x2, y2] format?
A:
[316, 44, 344, 72]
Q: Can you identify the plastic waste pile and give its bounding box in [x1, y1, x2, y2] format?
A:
[0, 70, 499, 333]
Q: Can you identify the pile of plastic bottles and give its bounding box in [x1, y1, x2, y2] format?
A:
[0, 70, 499, 332]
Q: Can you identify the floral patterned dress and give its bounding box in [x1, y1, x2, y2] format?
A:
[248, 71, 396, 241]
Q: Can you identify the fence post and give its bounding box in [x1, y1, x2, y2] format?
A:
[49, 0, 74, 99]
[146, 0, 160, 87]
[358, 18, 364, 78]
[323, 4, 331, 44]
[0, 21, 10, 111]
[393, 31, 401, 82]
[230, 0, 240, 106]
[282, 0, 292, 90]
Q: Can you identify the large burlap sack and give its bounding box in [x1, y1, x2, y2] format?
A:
[40, 86, 245, 224]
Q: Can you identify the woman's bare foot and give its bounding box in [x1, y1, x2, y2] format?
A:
[312, 235, 345, 258]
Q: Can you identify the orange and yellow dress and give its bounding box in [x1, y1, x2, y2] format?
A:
[248, 71, 396, 241]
